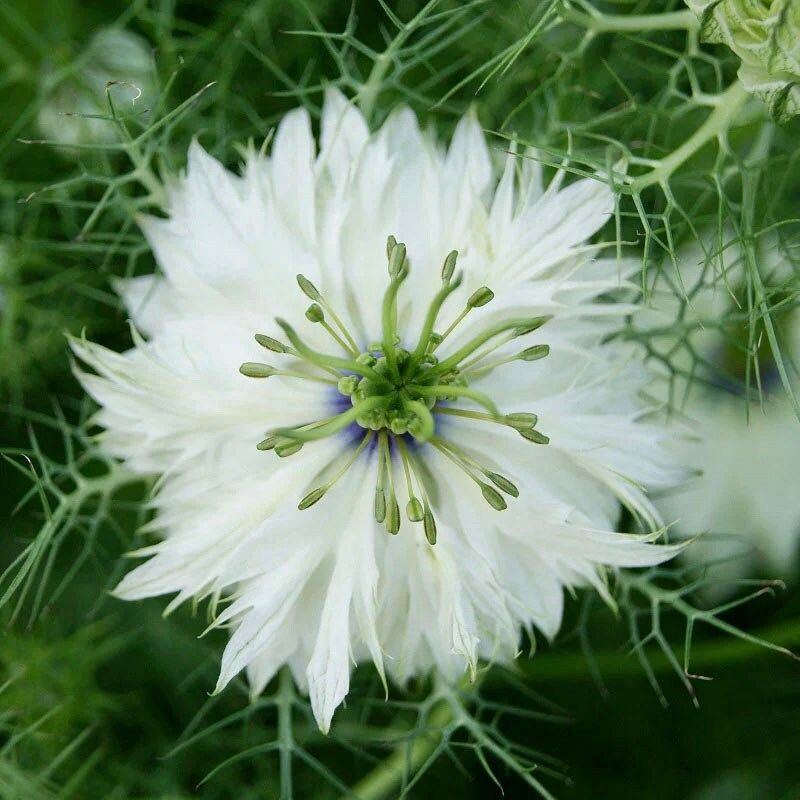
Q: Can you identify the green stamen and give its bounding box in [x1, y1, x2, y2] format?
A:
[434, 285, 494, 350]
[296, 273, 360, 355]
[297, 432, 374, 510]
[246, 238, 554, 543]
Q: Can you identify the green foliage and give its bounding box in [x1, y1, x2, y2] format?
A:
[1, 1, 800, 798]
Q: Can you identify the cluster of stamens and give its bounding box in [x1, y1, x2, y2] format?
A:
[240, 236, 551, 543]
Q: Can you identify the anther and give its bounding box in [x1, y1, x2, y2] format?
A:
[296, 274, 322, 302]
[239, 362, 277, 378]
[519, 344, 550, 362]
[480, 483, 507, 511]
[298, 486, 327, 510]
[467, 287, 494, 308]
[441, 249, 458, 283]
[305, 303, 325, 323]
[255, 334, 288, 353]
[518, 428, 550, 445]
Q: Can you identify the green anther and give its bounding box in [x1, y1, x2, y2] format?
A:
[255, 334, 287, 353]
[432, 316, 551, 376]
[518, 428, 550, 445]
[276, 318, 393, 388]
[512, 316, 552, 337]
[305, 303, 325, 323]
[467, 286, 494, 308]
[248, 243, 557, 539]
[337, 375, 359, 396]
[374, 487, 386, 523]
[441, 249, 458, 282]
[487, 471, 519, 498]
[423, 506, 437, 545]
[519, 344, 550, 362]
[296, 274, 322, 302]
[298, 486, 327, 510]
[504, 412, 538, 430]
[277, 396, 387, 443]
[406, 497, 424, 522]
[480, 483, 508, 511]
[257, 434, 278, 451]
[386, 496, 401, 534]
[275, 439, 304, 458]
[388, 241, 406, 278]
[239, 362, 277, 378]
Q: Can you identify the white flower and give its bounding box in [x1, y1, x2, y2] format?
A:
[38, 28, 157, 150]
[643, 233, 800, 582]
[72, 89, 683, 732]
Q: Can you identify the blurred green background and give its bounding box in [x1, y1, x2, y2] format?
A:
[1, 0, 799, 797]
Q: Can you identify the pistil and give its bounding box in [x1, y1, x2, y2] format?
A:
[241, 235, 555, 541]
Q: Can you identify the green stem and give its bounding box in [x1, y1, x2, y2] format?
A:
[515, 617, 800, 684]
[629, 81, 751, 192]
[357, 0, 440, 120]
[277, 667, 294, 800]
[563, 6, 698, 33]
[347, 698, 453, 800]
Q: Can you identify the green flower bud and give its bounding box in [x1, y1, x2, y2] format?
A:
[686, 0, 800, 121]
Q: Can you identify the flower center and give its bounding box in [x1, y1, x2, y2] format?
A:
[239, 236, 552, 542]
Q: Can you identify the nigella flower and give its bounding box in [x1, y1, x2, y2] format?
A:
[643, 232, 800, 586]
[72, 89, 683, 732]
